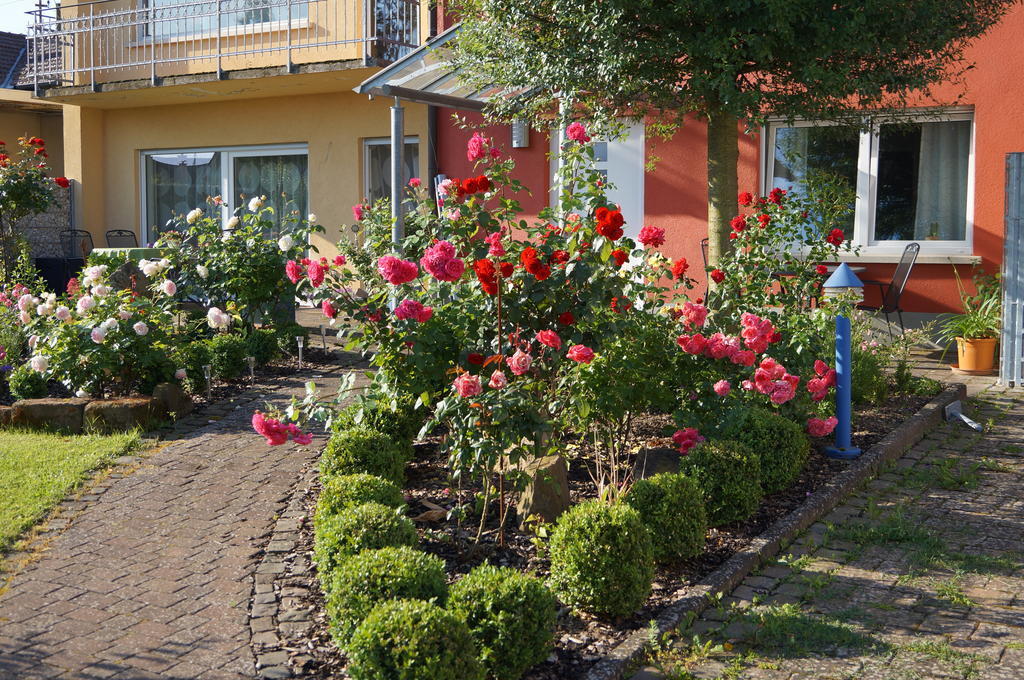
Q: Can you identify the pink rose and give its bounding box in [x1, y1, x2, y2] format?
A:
[488, 370, 508, 389]
[681, 301, 708, 329]
[566, 122, 591, 143]
[453, 373, 482, 398]
[484, 231, 505, 257]
[536, 329, 562, 351]
[394, 299, 432, 323]
[377, 255, 419, 285]
[677, 333, 708, 355]
[566, 345, 595, 364]
[307, 262, 325, 287]
[322, 300, 337, 319]
[420, 240, 465, 282]
[807, 416, 838, 438]
[713, 380, 731, 397]
[508, 349, 532, 376]
[408, 177, 421, 188]
[286, 260, 304, 284]
[467, 132, 490, 162]
[352, 204, 365, 221]
[638, 225, 666, 249]
[672, 427, 704, 455]
[333, 255, 346, 267]
[252, 411, 289, 446]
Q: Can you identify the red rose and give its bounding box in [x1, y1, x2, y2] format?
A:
[757, 214, 771, 228]
[473, 258, 498, 295]
[475, 175, 491, 192]
[815, 264, 828, 275]
[558, 311, 575, 325]
[549, 249, 570, 265]
[611, 248, 628, 267]
[520, 247, 551, 280]
[738, 191, 753, 206]
[730, 215, 747, 232]
[467, 352, 484, 365]
[596, 207, 625, 241]
[710, 269, 725, 284]
[499, 262, 514, 277]
[826, 228, 845, 246]
[671, 258, 689, 280]
[54, 176, 70, 188]
[768, 187, 786, 205]
[461, 177, 478, 194]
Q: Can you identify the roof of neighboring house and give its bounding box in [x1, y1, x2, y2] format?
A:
[0, 32, 27, 90]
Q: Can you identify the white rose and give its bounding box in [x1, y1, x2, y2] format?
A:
[248, 196, 264, 212]
[118, 309, 132, 320]
[91, 284, 111, 297]
[226, 216, 240, 229]
[18, 310, 30, 324]
[76, 295, 95, 313]
[101, 317, 118, 331]
[174, 368, 187, 380]
[90, 326, 107, 343]
[186, 208, 203, 224]
[196, 265, 209, 279]
[35, 304, 50, 316]
[160, 279, 177, 296]
[308, 213, 317, 223]
[159, 258, 170, 270]
[133, 321, 149, 336]
[28, 335, 38, 349]
[30, 355, 48, 372]
[277, 235, 294, 252]
[140, 260, 160, 277]
[75, 389, 89, 398]
[55, 306, 71, 322]
[206, 306, 230, 330]
[17, 294, 34, 312]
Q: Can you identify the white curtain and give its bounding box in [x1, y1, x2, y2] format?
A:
[914, 121, 970, 240]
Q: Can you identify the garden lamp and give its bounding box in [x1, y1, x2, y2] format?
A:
[822, 263, 864, 459]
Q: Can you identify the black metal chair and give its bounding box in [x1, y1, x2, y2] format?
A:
[106, 229, 138, 248]
[857, 242, 921, 339]
[59, 229, 94, 284]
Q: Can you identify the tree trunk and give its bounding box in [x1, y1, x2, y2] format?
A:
[706, 109, 740, 268]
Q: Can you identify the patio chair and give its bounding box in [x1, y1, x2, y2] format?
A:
[105, 229, 138, 248]
[59, 229, 94, 283]
[856, 242, 920, 339]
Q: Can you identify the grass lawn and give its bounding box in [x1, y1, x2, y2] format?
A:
[0, 429, 139, 553]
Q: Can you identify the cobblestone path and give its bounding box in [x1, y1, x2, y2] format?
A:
[0, 367, 355, 680]
[634, 390, 1024, 680]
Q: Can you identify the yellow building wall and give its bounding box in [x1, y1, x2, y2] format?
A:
[86, 90, 427, 255]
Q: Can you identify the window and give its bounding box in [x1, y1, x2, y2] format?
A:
[142, 144, 308, 241]
[144, 0, 309, 40]
[363, 137, 420, 204]
[765, 112, 974, 252]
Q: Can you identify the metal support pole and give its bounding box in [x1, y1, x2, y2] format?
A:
[391, 97, 405, 251]
[216, 0, 222, 78]
[286, 0, 293, 73]
[88, 5, 95, 91]
[825, 314, 862, 460]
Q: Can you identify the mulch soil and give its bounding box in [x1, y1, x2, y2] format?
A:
[283, 388, 936, 680]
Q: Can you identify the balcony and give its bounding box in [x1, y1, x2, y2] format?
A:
[25, 0, 421, 95]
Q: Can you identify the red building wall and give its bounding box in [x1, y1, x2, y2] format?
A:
[434, 5, 1024, 313]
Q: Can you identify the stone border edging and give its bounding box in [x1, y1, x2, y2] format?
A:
[583, 382, 967, 680]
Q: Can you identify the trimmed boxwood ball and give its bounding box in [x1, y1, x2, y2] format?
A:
[320, 426, 407, 485]
[206, 333, 247, 380]
[348, 599, 484, 680]
[547, 500, 654, 618]
[681, 440, 762, 527]
[448, 564, 557, 680]
[731, 408, 811, 494]
[244, 328, 279, 366]
[313, 502, 417, 574]
[316, 473, 405, 523]
[333, 394, 426, 447]
[323, 546, 448, 646]
[624, 472, 706, 563]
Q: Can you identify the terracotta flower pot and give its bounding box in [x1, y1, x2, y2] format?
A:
[956, 337, 998, 372]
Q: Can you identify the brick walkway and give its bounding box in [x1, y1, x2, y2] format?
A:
[635, 389, 1024, 680]
[0, 367, 354, 680]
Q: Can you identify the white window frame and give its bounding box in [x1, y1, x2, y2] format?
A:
[140, 142, 308, 244]
[761, 109, 975, 257]
[362, 136, 420, 204]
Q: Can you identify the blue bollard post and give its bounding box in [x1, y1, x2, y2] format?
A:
[824, 313, 861, 459]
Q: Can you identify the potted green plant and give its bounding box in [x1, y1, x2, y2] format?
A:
[937, 266, 1001, 373]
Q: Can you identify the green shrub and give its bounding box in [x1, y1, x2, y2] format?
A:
[316, 473, 405, 523]
[448, 565, 556, 680]
[172, 340, 212, 395]
[681, 440, 762, 527]
[851, 344, 889, 405]
[321, 426, 407, 485]
[348, 599, 484, 680]
[730, 408, 810, 494]
[323, 546, 448, 646]
[333, 394, 426, 445]
[275, 322, 310, 354]
[314, 502, 417, 574]
[547, 500, 653, 617]
[8, 362, 47, 400]
[245, 328, 279, 366]
[624, 472, 706, 563]
[207, 333, 248, 380]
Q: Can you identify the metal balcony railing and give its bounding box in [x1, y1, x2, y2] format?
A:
[26, 0, 420, 93]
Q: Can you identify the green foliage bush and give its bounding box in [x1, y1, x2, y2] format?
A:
[681, 440, 762, 527]
[333, 394, 426, 446]
[172, 340, 212, 394]
[320, 426, 407, 485]
[548, 500, 653, 617]
[448, 564, 556, 680]
[624, 472, 706, 563]
[348, 599, 484, 680]
[323, 546, 448, 646]
[8, 362, 46, 400]
[245, 328, 279, 366]
[730, 408, 810, 494]
[851, 343, 889, 405]
[316, 473, 405, 523]
[206, 333, 247, 380]
[275, 322, 310, 355]
[313, 502, 417, 574]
